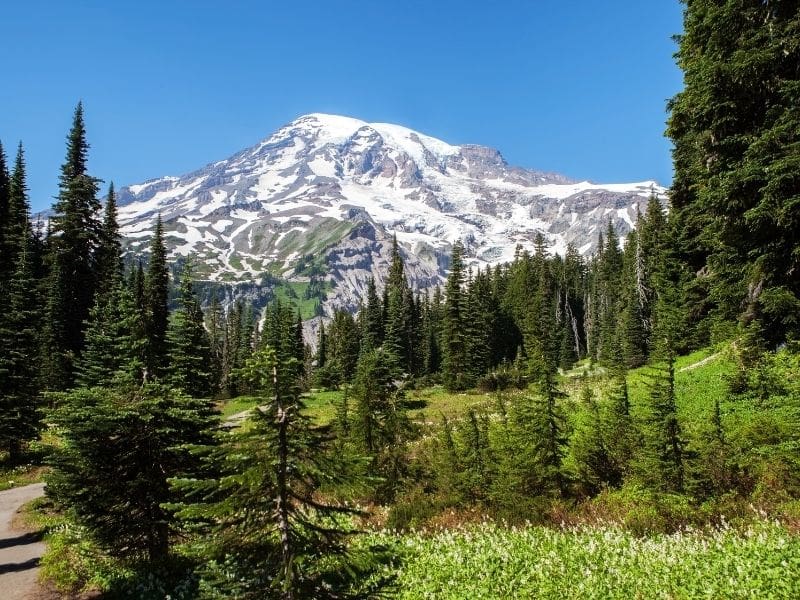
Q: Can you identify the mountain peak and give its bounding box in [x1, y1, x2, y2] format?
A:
[269, 113, 462, 162]
[115, 114, 665, 314]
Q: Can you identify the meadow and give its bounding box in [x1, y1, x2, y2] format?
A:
[366, 521, 799, 599]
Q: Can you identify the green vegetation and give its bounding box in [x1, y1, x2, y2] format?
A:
[217, 395, 260, 420]
[275, 218, 354, 261]
[367, 522, 800, 599]
[272, 279, 331, 319]
[0, 462, 45, 491]
[23, 497, 197, 599]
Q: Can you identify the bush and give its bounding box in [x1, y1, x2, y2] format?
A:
[577, 484, 699, 534]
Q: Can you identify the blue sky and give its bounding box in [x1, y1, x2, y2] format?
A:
[1, 1, 684, 213]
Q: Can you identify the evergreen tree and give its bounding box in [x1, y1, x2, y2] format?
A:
[75, 181, 128, 389]
[524, 251, 558, 381]
[43, 102, 103, 389]
[567, 387, 615, 496]
[144, 215, 169, 380]
[351, 347, 413, 501]
[0, 140, 11, 294]
[95, 182, 122, 296]
[383, 237, 407, 368]
[361, 278, 383, 351]
[167, 262, 212, 398]
[76, 290, 121, 389]
[442, 240, 468, 390]
[667, 1, 800, 344]
[420, 290, 442, 376]
[221, 300, 244, 397]
[0, 225, 40, 460]
[637, 351, 684, 493]
[328, 309, 361, 384]
[173, 347, 386, 599]
[597, 222, 624, 365]
[463, 269, 491, 381]
[455, 409, 493, 502]
[47, 382, 217, 564]
[40, 258, 72, 390]
[493, 382, 567, 514]
[557, 245, 586, 368]
[602, 371, 636, 485]
[206, 290, 225, 396]
[620, 228, 648, 368]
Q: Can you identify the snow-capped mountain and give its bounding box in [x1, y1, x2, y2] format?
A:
[117, 113, 664, 313]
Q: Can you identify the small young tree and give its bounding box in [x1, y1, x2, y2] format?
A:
[173, 347, 388, 599]
[567, 386, 617, 496]
[351, 348, 414, 502]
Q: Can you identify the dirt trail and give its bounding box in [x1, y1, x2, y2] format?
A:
[678, 352, 721, 372]
[0, 483, 49, 599]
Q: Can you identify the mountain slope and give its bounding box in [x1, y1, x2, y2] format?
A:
[116, 113, 665, 313]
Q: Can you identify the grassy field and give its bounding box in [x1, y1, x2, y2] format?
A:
[217, 385, 495, 427]
[218, 344, 738, 429]
[368, 521, 800, 599]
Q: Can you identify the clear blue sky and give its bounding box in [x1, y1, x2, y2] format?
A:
[1, 0, 684, 213]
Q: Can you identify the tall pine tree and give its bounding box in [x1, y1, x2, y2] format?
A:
[144, 215, 170, 380]
[42, 103, 103, 389]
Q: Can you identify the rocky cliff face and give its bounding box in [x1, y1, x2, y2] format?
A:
[115, 113, 665, 315]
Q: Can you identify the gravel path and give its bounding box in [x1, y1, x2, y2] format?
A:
[0, 483, 49, 600]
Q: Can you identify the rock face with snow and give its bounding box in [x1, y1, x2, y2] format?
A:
[116, 113, 664, 314]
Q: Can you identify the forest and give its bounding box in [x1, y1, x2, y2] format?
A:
[1, 1, 799, 598]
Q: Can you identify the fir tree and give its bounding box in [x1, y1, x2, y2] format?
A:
[567, 387, 615, 496]
[173, 347, 387, 599]
[620, 228, 648, 368]
[206, 289, 225, 396]
[167, 262, 212, 398]
[602, 370, 636, 485]
[144, 215, 169, 380]
[667, 1, 800, 344]
[95, 182, 122, 297]
[351, 347, 413, 501]
[361, 277, 383, 351]
[327, 309, 360, 384]
[442, 240, 468, 390]
[75, 181, 127, 389]
[0, 226, 40, 460]
[637, 350, 684, 493]
[43, 102, 103, 389]
[463, 268, 491, 381]
[0, 140, 10, 293]
[47, 382, 217, 564]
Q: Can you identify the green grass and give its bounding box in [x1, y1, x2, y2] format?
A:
[304, 389, 343, 424]
[367, 521, 800, 599]
[405, 386, 493, 422]
[275, 219, 354, 260]
[217, 396, 260, 420]
[558, 344, 736, 438]
[272, 280, 330, 319]
[218, 341, 757, 438]
[219, 386, 494, 428]
[218, 390, 343, 425]
[0, 462, 46, 491]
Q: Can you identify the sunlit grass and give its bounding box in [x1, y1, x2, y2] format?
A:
[366, 521, 800, 599]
